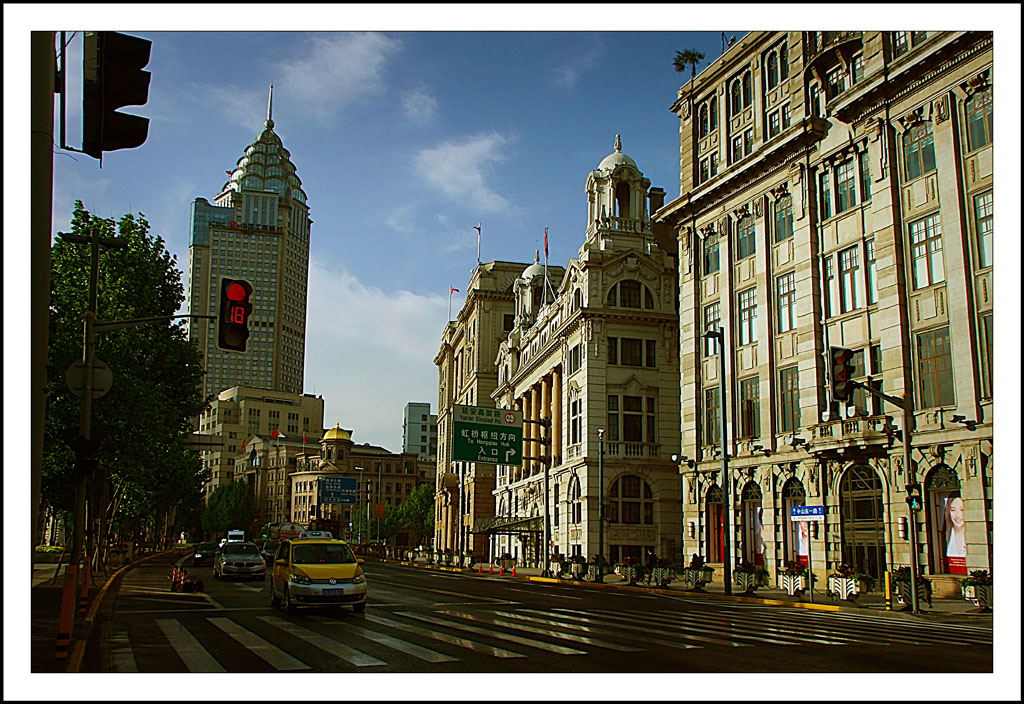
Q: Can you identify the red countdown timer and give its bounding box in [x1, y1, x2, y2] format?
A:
[217, 278, 253, 352]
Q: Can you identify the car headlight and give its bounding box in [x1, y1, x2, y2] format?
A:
[194, 553, 201, 558]
[352, 574, 365, 584]
[290, 573, 311, 585]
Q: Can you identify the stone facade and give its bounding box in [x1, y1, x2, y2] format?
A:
[656, 31, 994, 594]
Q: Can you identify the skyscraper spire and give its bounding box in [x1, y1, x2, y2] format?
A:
[266, 83, 274, 129]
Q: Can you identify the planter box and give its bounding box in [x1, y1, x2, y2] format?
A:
[682, 566, 714, 590]
[963, 584, 992, 609]
[650, 566, 676, 587]
[895, 579, 933, 608]
[569, 562, 587, 580]
[828, 575, 860, 601]
[735, 571, 768, 593]
[586, 563, 605, 582]
[619, 565, 640, 584]
[780, 573, 806, 596]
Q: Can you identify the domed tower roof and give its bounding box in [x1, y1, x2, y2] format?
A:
[521, 250, 545, 280]
[220, 84, 308, 204]
[597, 134, 638, 171]
[323, 424, 352, 442]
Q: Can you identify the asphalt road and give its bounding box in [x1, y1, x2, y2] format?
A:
[88, 555, 993, 674]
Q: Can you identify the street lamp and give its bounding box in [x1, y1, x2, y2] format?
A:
[703, 328, 731, 595]
[597, 428, 605, 573]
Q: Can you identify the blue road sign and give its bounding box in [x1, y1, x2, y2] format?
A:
[790, 504, 825, 522]
[320, 476, 358, 505]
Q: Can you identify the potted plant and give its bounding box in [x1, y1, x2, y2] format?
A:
[587, 554, 607, 583]
[616, 556, 643, 584]
[568, 554, 587, 580]
[891, 566, 933, 608]
[548, 553, 566, 577]
[649, 557, 676, 587]
[960, 569, 992, 611]
[778, 561, 816, 597]
[681, 555, 715, 590]
[734, 560, 770, 594]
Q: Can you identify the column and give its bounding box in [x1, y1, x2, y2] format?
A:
[530, 384, 541, 476]
[552, 366, 562, 466]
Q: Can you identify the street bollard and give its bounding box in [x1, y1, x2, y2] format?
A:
[55, 565, 77, 660]
[884, 571, 892, 611]
[77, 559, 91, 614]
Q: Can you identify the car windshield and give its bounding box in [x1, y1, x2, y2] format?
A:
[197, 543, 218, 551]
[291, 543, 356, 565]
[263, 542, 279, 552]
[222, 543, 260, 556]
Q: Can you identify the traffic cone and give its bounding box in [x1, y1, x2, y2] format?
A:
[512, 564, 516, 577]
[478, 563, 483, 574]
[489, 562, 493, 575]
[499, 565, 504, 576]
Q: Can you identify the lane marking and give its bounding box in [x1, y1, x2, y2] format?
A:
[522, 609, 701, 650]
[365, 614, 525, 658]
[208, 617, 310, 670]
[399, 611, 586, 655]
[156, 619, 225, 672]
[309, 617, 457, 663]
[490, 611, 643, 652]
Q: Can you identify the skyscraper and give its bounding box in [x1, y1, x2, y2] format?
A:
[187, 86, 311, 399]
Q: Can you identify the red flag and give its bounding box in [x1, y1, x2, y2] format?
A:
[451, 287, 459, 294]
[272, 428, 286, 440]
[302, 432, 307, 445]
[544, 227, 549, 260]
[241, 437, 246, 450]
[473, 224, 481, 235]
[226, 170, 233, 176]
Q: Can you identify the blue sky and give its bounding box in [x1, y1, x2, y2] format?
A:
[13, 9, 746, 452]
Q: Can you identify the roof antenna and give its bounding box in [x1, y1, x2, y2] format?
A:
[265, 83, 274, 128]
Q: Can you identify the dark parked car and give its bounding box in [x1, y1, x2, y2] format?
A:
[261, 540, 280, 564]
[192, 542, 219, 567]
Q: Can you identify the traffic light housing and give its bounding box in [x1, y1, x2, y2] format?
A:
[830, 346, 857, 402]
[217, 278, 253, 352]
[905, 483, 923, 512]
[83, 31, 152, 159]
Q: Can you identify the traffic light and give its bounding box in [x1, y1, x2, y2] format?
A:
[905, 483, 923, 512]
[217, 278, 253, 352]
[830, 346, 857, 402]
[83, 31, 152, 159]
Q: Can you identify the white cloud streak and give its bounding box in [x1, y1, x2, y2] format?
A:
[401, 86, 439, 124]
[303, 258, 444, 451]
[413, 131, 514, 213]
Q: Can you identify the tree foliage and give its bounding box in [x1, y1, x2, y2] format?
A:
[202, 481, 258, 534]
[349, 483, 434, 545]
[673, 48, 706, 82]
[43, 201, 211, 544]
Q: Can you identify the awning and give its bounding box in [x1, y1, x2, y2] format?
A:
[471, 515, 542, 536]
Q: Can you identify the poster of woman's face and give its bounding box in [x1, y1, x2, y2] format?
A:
[797, 520, 809, 556]
[945, 495, 967, 558]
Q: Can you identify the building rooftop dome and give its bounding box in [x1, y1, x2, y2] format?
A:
[598, 134, 637, 171]
[521, 250, 545, 280]
[323, 424, 352, 441]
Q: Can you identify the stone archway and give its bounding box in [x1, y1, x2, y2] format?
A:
[740, 481, 764, 565]
[705, 484, 723, 563]
[839, 464, 886, 581]
[780, 478, 807, 565]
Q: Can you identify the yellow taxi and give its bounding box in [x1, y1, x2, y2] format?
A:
[269, 537, 367, 614]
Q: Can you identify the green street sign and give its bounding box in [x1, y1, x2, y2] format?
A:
[451, 404, 523, 466]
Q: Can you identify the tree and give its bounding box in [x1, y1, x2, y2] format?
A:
[43, 201, 211, 556]
[202, 482, 257, 536]
[398, 484, 435, 546]
[673, 48, 706, 85]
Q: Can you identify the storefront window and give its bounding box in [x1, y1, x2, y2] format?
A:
[927, 466, 965, 575]
[741, 481, 765, 565]
[781, 479, 807, 565]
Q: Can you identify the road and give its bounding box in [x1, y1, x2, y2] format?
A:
[87, 555, 992, 673]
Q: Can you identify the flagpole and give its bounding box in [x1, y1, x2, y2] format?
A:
[475, 223, 481, 266]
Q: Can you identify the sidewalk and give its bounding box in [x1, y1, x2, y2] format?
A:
[30, 549, 179, 673]
[386, 556, 993, 627]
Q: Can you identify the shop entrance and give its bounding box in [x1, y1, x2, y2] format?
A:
[926, 465, 965, 575]
[705, 484, 724, 563]
[839, 464, 886, 581]
[780, 478, 807, 566]
[740, 481, 764, 565]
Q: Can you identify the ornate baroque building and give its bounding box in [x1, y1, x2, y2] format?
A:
[487, 138, 682, 566]
[434, 260, 551, 554]
[655, 31, 994, 596]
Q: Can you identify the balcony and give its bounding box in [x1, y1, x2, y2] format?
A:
[601, 441, 661, 459]
[804, 31, 862, 60]
[586, 215, 651, 239]
[809, 413, 895, 457]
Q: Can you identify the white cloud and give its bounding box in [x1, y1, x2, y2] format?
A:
[278, 32, 401, 123]
[413, 131, 514, 213]
[304, 258, 444, 451]
[401, 86, 439, 123]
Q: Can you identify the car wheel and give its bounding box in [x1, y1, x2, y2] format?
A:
[283, 587, 296, 614]
[353, 602, 366, 614]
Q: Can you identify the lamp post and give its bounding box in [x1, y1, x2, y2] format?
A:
[704, 328, 731, 595]
[597, 428, 605, 569]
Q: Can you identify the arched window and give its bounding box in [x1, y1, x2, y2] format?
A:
[606, 280, 655, 309]
[965, 86, 993, 151]
[903, 121, 936, 181]
[709, 95, 718, 131]
[736, 215, 756, 259]
[742, 70, 753, 108]
[781, 478, 806, 564]
[569, 477, 582, 524]
[839, 465, 886, 581]
[767, 52, 779, 89]
[699, 103, 709, 138]
[730, 79, 742, 116]
[705, 483, 724, 562]
[608, 474, 654, 525]
[780, 42, 789, 80]
[573, 288, 583, 310]
[741, 481, 765, 565]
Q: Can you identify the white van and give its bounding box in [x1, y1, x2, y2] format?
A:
[226, 529, 246, 543]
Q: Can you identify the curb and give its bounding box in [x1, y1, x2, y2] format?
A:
[67, 550, 179, 673]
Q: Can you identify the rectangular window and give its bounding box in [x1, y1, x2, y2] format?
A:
[740, 376, 760, 439]
[966, 88, 993, 152]
[781, 103, 791, 129]
[710, 152, 719, 178]
[917, 327, 955, 408]
[903, 121, 936, 181]
[645, 339, 656, 368]
[736, 217, 756, 259]
[606, 395, 618, 443]
[865, 240, 878, 305]
[774, 195, 794, 242]
[703, 232, 720, 274]
[623, 396, 644, 442]
[570, 397, 582, 445]
[979, 314, 993, 399]
[836, 159, 857, 213]
[704, 387, 720, 446]
[608, 337, 618, 365]
[732, 135, 743, 163]
[703, 302, 721, 356]
[820, 170, 832, 219]
[893, 31, 909, 57]
[744, 128, 753, 155]
[646, 397, 656, 443]
[839, 245, 861, 313]
[776, 272, 797, 333]
[737, 287, 758, 346]
[699, 157, 710, 185]
[851, 54, 865, 84]
[974, 191, 993, 268]
[826, 65, 846, 100]
[909, 213, 945, 288]
[858, 151, 872, 202]
[779, 366, 801, 432]
[824, 255, 837, 317]
[620, 338, 644, 367]
[769, 110, 781, 138]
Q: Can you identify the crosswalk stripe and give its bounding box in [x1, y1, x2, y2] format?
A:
[365, 614, 525, 658]
[490, 611, 644, 652]
[307, 618, 456, 663]
[208, 617, 310, 670]
[156, 619, 225, 672]
[668, 611, 849, 646]
[258, 616, 385, 667]
[691, 609, 919, 646]
[399, 611, 586, 655]
[548, 609, 745, 648]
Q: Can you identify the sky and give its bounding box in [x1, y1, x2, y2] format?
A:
[5, 5, 1022, 698]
